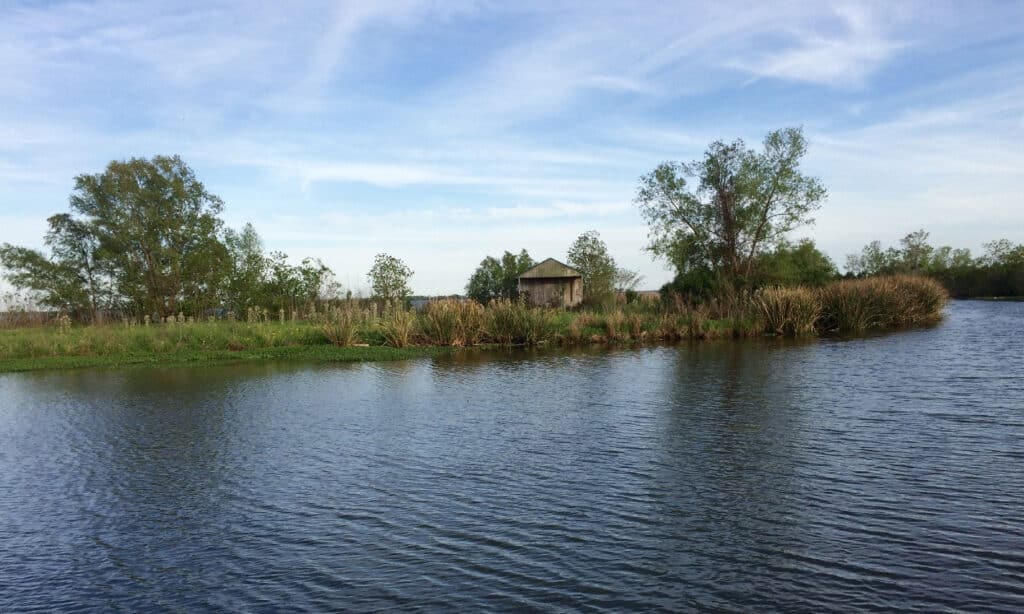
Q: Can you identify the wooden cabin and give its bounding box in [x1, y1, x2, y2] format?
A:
[518, 258, 583, 308]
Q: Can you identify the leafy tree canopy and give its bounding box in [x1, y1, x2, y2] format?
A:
[567, 230, 618, 307]
[755, 239, 837, 287]
[465, 249, 533, 304]
[368, 253, 414, 302]
[68, 155, 229, 317]
[636, 127, 826, 290]
[1, 156, 339, 320]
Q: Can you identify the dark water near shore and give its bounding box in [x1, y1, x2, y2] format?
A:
[1, 301, 1023, 612]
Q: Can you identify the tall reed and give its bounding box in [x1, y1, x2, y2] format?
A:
[817, 275, 947, 332]
[483, 299, 555, 345]
[418, 299, 484, 346]
[753, 286, 821, 336]
[380, 302, 415, 348]
[320, 306, 360, 346]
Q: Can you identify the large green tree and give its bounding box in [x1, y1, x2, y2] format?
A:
[636, 127, 826, 291]
[567, 230, 618, 306]
[465, 249, 534, 303]
[68, 155, 229, 317]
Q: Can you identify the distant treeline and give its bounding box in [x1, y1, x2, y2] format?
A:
[845, 230, 1024, 298]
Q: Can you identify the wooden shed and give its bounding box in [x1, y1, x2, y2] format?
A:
[518, 258, 583, 308]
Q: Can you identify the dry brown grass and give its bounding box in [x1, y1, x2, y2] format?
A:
[753, 286, 822, 336]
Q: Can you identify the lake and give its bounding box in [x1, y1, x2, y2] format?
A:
[1, 300, 1022, 611]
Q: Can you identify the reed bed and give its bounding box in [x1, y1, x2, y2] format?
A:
[380, 302, 415, 348]
[418, 299, 485, 347]
[817, 275, 947, 333]
[753, 286, 822, 337]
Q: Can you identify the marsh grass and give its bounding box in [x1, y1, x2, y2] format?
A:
[320, 306, 361, 346]
[0, 320, 327, 360]
[419, 299, 485, 346]
[818, 275, 947, 333]
[483, 299, 555, 345]
[754, 286, 822, 336]
[380, 302, 415, 348]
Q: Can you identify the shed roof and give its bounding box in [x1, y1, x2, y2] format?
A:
[519, 257, 582, 279]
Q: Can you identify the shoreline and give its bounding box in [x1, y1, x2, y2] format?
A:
[0, 345, 449, 374]
[0, 328, 929, 374]
[0, 275, 953, 374]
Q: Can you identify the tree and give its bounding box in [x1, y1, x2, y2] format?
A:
[898, 229, 934, 274]
[465, 249, 534, 303]
[0, 244, 87, 317]
[845, 240, 895, 277]
[755, 239, 837, 287]
[567, 230, 618, 306]
[223, 223, 268, 313]
[614, 267, 644, 293]
[368, 253, 413, 302]
[0, 213, 113, 321]
[68, 155, 228, 318]
[636, 127, 826, 290]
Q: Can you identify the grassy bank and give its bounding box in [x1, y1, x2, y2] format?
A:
[0, 275, 947, 373]
[0, 344, 446, 374]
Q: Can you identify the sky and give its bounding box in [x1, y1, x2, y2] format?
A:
[1, 0, 1022, 295]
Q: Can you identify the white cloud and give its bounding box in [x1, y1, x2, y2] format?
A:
[728, 4, 904, 87]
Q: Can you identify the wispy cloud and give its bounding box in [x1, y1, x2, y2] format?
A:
[727, 5, 905, 87]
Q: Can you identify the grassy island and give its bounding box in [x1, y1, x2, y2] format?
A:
[0, 275, 947, 374]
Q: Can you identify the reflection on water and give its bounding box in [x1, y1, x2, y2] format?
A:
[1, 301, 1023, 611]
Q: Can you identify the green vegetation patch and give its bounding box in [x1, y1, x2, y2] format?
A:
[0, 344, 445, 374]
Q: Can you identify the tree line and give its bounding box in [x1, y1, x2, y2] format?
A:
[846, 230, 1024, 298]
[4, 135, 1019, 323]
[0, 156, 367, 322]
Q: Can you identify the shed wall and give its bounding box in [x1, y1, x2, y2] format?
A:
[520, 277, 582, 308]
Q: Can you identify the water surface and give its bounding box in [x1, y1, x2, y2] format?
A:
[1, 301, 1022, 611]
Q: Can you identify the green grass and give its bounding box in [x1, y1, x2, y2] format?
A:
[0, 344, 446, 374]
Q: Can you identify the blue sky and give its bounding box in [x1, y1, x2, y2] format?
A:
[1, 1, 1022, 294]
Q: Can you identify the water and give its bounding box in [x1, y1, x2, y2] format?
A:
[1, 301, 1022, 612]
